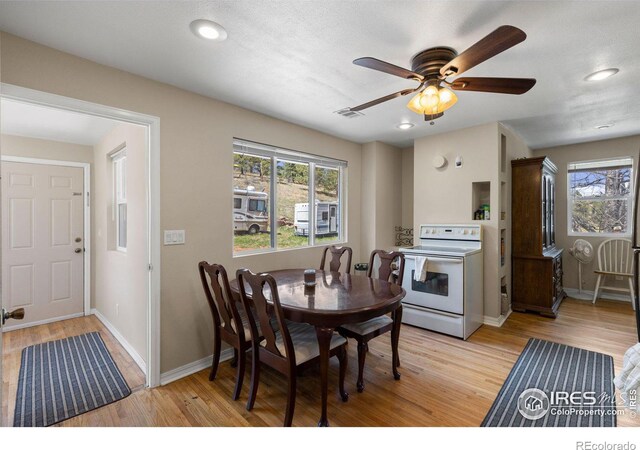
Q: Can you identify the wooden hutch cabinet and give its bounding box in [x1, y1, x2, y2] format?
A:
[511, 156, 566, 317]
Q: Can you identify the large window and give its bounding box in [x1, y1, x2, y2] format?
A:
[568, 157, 633, 236]
[112, 149, 127, 251]
[233, 139, 346, 255]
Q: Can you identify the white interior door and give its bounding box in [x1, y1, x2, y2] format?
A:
[2, 161, 84, 330]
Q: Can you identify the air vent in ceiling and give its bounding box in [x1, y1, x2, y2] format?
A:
[334, 108, 364, 118]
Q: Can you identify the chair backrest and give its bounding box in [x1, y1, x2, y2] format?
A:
[596, 238, 633, 274]
[236, 269, 294, 364]
[367, 250, 405, 286]
[198, 261, 246, 340]
[319, 245, 353, 274]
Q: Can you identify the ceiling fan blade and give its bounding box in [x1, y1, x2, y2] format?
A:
[440, 25, 527, 77]
[350, 87, 421, 112]
[354, 57, 423, 81]
[449, 77, 536, 94]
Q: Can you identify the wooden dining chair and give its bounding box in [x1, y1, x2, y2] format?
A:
[236, 268, 348, 426]
[319, 245, 353, 273]
[337, 250, 405, 392]
[198, 261, 255, 400]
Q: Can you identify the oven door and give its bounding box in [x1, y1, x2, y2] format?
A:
[401, 254, 464, 314]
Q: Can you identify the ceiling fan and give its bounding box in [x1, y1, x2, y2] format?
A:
[348, 25, 536, 122]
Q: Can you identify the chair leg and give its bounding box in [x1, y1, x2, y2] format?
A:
[356, 340, 367, 393]
[232, 347, 246, 401]
[391, 306, 402, 380]
[629, 277, 636, 311]
[337, 346, 349, 402]
[246, 344, 260, 411]
[209, 328, 221, 381]
[593, 275, 602, 304]
[283, 374, 297, 427]
[230, 348, 239, 368]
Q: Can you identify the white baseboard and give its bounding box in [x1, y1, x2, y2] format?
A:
[160, 348, 235, 386]
[2, 311, 85, 332]
[91, 308, 147, 374]
[484, 308, 512, 327]
[564, 288, 634, 303]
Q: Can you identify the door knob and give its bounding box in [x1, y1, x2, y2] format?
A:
[75, 248, 83, 253]
[2, 307, 25, 325]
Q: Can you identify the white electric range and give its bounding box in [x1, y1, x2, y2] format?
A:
[399, 224, 483, 340]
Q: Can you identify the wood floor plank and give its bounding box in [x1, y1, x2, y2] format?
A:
[3, 300, 639, 426]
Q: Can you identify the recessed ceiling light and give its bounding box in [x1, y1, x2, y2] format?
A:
[595, 123, 614, 129]
[190, 19, 227, 41]
[584, 68, 619, 81]
[396, 122, 414, 130]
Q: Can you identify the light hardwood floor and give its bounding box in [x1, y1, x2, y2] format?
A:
[2, 299, 640, 427]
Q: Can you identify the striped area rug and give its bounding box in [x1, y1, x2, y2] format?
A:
[482, 338, 616, 427]
[13, 332, 131, 427]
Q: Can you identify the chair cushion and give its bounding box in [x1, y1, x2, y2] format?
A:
[339, 315, 393, 336]
[265, 321, 346, 365]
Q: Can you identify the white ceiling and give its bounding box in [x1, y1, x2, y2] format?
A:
[1, 99, 119, 146]
[0, 1, 638, 149]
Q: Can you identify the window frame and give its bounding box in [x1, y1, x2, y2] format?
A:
[112, 149, 127, 252]
[567, 157, 634, 238]
[233, 139, 347, 257]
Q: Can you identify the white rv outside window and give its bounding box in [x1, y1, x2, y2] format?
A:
[233, 139, 347, 255]
[113, 149, 127, 251]
[568, 157, 633, 237]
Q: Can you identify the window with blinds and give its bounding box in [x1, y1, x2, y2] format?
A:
[568, 157, 633, 236]
[232, 138, 347, 255]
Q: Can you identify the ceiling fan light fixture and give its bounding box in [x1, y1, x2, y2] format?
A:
[407, 85, 457, 118]
[584, 68, 619, 81]
[190, 19, 228, 41]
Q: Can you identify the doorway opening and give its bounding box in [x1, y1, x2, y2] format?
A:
[0, 84, 161, 408]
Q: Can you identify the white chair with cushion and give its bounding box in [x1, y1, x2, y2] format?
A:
[593, 238, 636, 310]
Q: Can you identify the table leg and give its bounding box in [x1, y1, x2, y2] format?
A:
[391, 305, 402, 380]
[315, 326, 334, 427]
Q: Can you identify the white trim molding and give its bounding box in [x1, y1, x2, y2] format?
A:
[92, 309, 147, 374]
[160, 349, 234, 386]
[484, 308, 512, 327]
[1, 156, 92, 317]
[2, 312, 84, 332]
[564, 288, 634, 303]
[1, 83, 162, 388]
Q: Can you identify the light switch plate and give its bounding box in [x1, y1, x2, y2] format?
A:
[164, 230, 186, 245]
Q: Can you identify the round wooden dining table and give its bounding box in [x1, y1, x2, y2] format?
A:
[229, 268, 406, 427]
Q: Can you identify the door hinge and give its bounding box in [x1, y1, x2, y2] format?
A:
[148, 264, 153, 271]
[87, 192, 90, 207]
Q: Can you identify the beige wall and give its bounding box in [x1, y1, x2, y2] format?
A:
[1, 134, 93, 164]
[414, 123, 512, 319]
[93, 123, 147, 363]
[533, 135, 640, 294]
[360, 141, 403, 258]
[401, 147, 414, 229]
[0, 32, 364, 373]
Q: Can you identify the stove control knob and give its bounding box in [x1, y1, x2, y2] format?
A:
[463, 229, 469, 235]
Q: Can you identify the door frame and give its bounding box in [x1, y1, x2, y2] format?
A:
[1, 83, 162, 388]
[1, 156, 91, 327]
